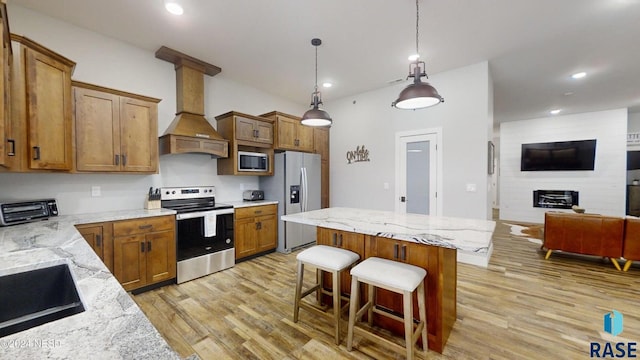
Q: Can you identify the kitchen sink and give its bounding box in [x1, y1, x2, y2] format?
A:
[0, 264, 85, 337]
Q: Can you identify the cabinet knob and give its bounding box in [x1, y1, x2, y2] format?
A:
[115, 154, 120, 165]
[147, 241, 152, 252]
[96, 235, 102, 247]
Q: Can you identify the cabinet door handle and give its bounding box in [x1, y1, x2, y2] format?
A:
[254, 210, 262, 214]
[139, 224, 153, 230]
[339, 234, 343, 247]
[122, 154, 127, 166]
[332, 233, 337, 246]
[401, 245, 407, 261]
[32, 146, 40, 160]
[393, 243, 399, 259]
[147, 241, 152, 252]
[7, 139, 15, 156]
[96, 235, 102, 247]
[141, 242, 145, 253]
[115, 154, 120, 165]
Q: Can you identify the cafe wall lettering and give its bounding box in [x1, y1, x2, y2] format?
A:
[346, 145, 370, 164]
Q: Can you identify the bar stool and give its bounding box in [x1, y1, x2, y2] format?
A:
[346, 257, 428, 360]
[293, 245, 360, 345]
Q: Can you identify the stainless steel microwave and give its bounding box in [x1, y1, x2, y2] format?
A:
[238, 151, 268, 172]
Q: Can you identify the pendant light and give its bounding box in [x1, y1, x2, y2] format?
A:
[301, 38, 332, 127]
[392, 0, 443, 110]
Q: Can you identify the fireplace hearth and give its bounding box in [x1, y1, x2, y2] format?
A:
[533, 190, 579, 209]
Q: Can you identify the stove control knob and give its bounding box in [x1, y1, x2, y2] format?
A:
[165, 191, 170, 195]
[172, 191, 176, 194]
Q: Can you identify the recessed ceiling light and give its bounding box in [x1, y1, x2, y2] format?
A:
[164, 0, 184, 15]
[550, 109, 561, 115]
[564, 92, 574, 96]
[571, 72, 587, 79]
[408, 54, 420, 61]
[322, 82, 332, 88]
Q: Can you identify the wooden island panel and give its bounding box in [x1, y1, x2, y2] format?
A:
[316, 226, 456, 353]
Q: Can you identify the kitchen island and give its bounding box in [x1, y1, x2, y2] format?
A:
[281, 207, 496, 353]
[0, 210, 180, 360]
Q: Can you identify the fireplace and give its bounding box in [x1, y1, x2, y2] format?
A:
[533, 190, 579, 209]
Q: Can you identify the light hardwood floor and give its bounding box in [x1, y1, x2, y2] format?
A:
[133, 221, 640, 359]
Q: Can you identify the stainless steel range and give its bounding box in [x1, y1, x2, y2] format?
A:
[161, 186, 234, 284]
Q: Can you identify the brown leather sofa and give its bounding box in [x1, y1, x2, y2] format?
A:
[543, 212, 624, 270]
[623, 217, 640, 271]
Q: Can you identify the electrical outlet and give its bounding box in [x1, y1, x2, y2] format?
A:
[91, 186, 101, 197]
[383, 182, 389, 190]
[466, 183, 477, 192]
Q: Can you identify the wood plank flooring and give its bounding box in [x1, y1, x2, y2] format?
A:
[133, 220, 640, 359]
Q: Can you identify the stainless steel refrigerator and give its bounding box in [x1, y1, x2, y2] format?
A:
[260, 151, 321, 253]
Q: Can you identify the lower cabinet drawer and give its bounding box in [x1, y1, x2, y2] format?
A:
[235, 204, 277, 219]
[113, 215, 175, 237]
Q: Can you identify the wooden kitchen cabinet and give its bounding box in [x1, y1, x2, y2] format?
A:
[313, 127, 330, 208]
[75, 222, 114, 272]
[0, 2, 10, 167]
[234, 204, 278, 261]
[261, 111, 314, 153]
[216, 111, 274, 176]
[4, 35, 75, 172]
[73, 82, 160, 173]
[112, 215, 176, 292]
[368, 236, 455, 353]
[317, 227, 364, 297]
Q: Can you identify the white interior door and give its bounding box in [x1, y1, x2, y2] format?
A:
[396, 130, 440, 215]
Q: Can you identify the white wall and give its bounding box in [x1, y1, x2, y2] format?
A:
[326, 61, 494, 220]
[0, 5, 305, 215]
[500, 109, 627, 223]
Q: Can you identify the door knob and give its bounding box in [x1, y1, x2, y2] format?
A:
[400, 196, 406, 202]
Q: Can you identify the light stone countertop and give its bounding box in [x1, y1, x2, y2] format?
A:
[0, 209, 180, 360]
[281, 207, 496, 253]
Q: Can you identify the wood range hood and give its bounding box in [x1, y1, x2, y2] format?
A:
[156, 46, 229, 157]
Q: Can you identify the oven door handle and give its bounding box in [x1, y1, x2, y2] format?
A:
[176, 208, 234, 220]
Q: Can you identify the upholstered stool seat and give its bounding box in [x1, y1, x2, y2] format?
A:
[347, 257, 428, 360]
[294, 245, 360, 345]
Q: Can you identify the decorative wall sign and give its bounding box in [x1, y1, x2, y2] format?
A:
[346, 145, 370, 164]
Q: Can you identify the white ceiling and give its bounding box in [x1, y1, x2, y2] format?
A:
[10, 0, 640, 122]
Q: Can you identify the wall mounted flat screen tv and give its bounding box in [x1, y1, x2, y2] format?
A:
[628, 151, 640, 170]
[520, 139, 597, 171]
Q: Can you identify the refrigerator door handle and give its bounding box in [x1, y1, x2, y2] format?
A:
[301, 167, 308, 212]
[299, 168, 304, 212]
[304, 167, 309, 212]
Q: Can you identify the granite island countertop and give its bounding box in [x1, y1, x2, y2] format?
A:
[281, 207, 496, 254]
[0, 209, 181, 360]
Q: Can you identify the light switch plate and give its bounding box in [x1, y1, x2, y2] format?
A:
[91, 186, 101, 197]
[466, 183, 477, 192]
